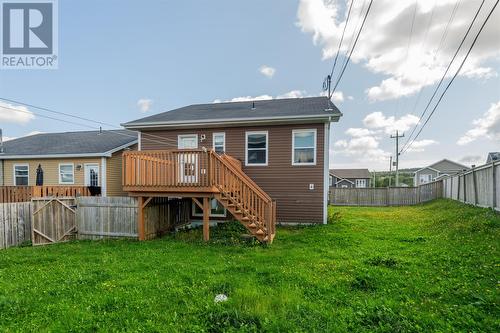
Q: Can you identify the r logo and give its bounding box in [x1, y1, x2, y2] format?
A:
[2, 2, 53, 54]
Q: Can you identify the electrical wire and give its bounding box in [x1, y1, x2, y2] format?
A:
[331, 0, 374, 94]
[401, 0, 498, 154]
[400, 0, 485, 153]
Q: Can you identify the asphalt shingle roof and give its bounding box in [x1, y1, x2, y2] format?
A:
[330, 169, 371, 179]
[0, 130, 137, 157]
[123, 97, 341, 127]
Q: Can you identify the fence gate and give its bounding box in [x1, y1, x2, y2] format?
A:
[31, 197, 76, 245]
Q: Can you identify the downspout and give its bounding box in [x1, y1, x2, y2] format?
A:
[323, 116, 332, 224]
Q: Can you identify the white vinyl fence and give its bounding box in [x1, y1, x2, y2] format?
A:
[443, 161, 499, 211]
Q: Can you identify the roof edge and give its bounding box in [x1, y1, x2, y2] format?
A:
[122, 113, 342, 129]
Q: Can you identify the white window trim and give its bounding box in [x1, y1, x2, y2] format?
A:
[355, 179, 367, 188]
[245, 131, 268, 166]
[58, 163, 75, 185]
[212, 132, 225, 153]
[13, 164, 29, 186]
[177, 134, 199, 149]
[192, 199, 227, 218]
[419, 174, 432, 184]
[84, 163, 100, 187]
[292, 128, 317, 166]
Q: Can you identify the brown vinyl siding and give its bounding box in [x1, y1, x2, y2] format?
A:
[140, 123, 325, 224]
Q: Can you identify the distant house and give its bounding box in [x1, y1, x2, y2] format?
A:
[413, 159, 469, 186]
[329, 169, 371, 188]
[0, 130, 137, 196]
[486, 152, 500, 163]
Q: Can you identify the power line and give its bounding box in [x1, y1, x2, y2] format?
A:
[0, 103, 177, 147]
[400, 0, 486, 153]
[330, 0, 355, 79]
[0, 97, 179, 146]
[402, 0, 498, 154]
[331, 0, 374, 94]
[405, 0, 461, 142]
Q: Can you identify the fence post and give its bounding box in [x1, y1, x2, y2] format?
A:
[473, 169, 478, 206]
[492, 162, 497, 209]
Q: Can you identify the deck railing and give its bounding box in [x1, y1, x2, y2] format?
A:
[0, 186, 95, 203]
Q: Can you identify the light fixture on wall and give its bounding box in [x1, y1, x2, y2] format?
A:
[200, 134, 206, 142]
[76, 164, 83, 171]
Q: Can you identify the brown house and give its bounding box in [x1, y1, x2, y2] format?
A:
[0, 130, 137, 196]
[122, 97, 342, 231]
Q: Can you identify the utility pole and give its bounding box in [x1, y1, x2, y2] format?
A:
[389, 156, 392, 187]
[390, 131, 404, 186]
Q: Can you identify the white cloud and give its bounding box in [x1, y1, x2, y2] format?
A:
[0, 101, 35, 124]
[363, 111, 419, 134]
[457, 100, 500, 145]
[2, 131, 43, 142]
[297, 0, 500, 101]
[137, 99, 153, 113]
[214, 89, 347, 103]
[333, 127, 389, 163]
[459, 155, 483, 165]
[404, 139, 438, 152]
[259, 65, 276, 78]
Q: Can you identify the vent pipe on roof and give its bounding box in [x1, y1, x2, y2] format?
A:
[251, 101, 256, 110]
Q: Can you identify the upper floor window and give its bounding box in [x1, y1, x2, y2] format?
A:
[292, 129, 316, 165]
[59, 163, 74, 184]
[14, 164, 29, 186]
[246, 131, 268, 166]
[213, 132, 225, 154]
[355, 179, 367, 188]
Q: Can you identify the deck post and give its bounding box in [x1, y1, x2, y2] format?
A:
[203, 196, 210, 242]
[138, 196, 145, 241]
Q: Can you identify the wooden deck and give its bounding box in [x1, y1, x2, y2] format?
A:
[123, 149, 276, 243]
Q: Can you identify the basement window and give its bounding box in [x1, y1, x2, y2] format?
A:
[192, 198, 227, 217]
[14, 164, 29, 186]
[292, 129, 316, 165]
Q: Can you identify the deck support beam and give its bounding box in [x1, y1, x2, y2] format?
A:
[137, 196, 151, 241]
[203, 196, 210, 242]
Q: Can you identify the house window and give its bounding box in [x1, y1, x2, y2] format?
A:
[192, 198, 226, 217]
[59, 164, 75, 184]
[419, 174, 432, 184]
[14, 165, 29, 186]
[355, 179, 367, 188]
[213, 132, 225, 154]
[292, 129, 316, 165]
[329, 175, 333, 187]
[246, 131, 268, 166]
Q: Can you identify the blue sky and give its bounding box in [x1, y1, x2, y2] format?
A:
[1, 0, 499, 170]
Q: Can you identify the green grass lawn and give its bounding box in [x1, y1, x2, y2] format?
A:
[0, 199, 498, 332]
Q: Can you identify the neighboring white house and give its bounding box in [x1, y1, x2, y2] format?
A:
[413, 159, 469, 186]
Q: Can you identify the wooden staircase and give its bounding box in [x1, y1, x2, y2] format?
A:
[122, 149, 276, 243]
[209, 152, 276, 243]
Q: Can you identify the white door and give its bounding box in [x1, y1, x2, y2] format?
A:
[84, 164, 100, 186]
[178, 135, 198, 183]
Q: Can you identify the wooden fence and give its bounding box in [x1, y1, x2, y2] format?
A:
[1, 196, 192, 249]
[76, 196, 191, 240]
[443, 161, 499, 211]
[0, 186, 94, 203]
[0, 202, 32, 249]
[329, 181, 443, 206]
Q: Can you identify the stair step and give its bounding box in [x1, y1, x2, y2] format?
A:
[255, 229, 265, 235]
[248, 222, 257, 228]
[241, 216, 250, 222]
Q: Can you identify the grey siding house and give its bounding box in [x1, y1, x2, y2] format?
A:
[330, 169, 371, 188]
[413, 159, 469, 186]
[486, 152, 499, 163]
